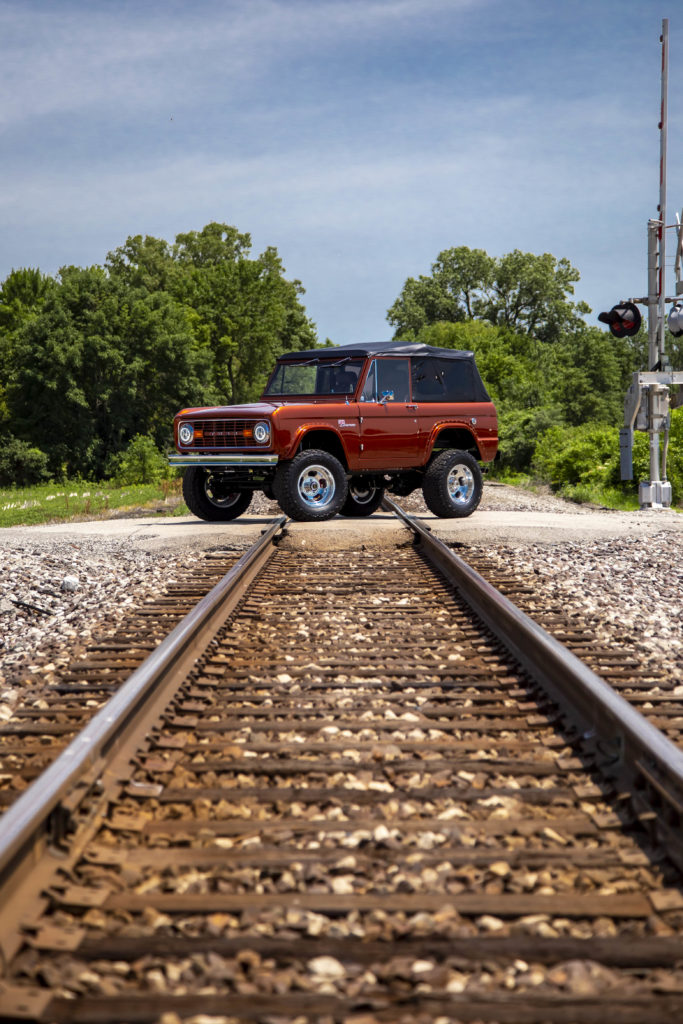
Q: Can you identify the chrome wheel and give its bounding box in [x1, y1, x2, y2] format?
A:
[273, 449, 347, 521]
[296, 464, 337, 509]
[349, 482, 378, 505]
[446, 464, 475, 506]
[422, 450, 482, 519]
[204, 477, 244, 509]
[339, 478, 385, 518]
[182, 468, 252, 522]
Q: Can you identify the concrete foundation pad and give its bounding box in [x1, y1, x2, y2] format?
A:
[1, 506, 680, 553]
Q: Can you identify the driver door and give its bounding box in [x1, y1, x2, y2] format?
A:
[357, 357, 419, 466]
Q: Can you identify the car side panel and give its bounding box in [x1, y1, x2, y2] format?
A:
[417, 403, 499, 464]
[273, 404, 362, 465]
[357, 403, 421, 467]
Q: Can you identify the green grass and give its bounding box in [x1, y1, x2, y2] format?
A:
[556, 482, 642, 511]
[0, 479, 184, 527]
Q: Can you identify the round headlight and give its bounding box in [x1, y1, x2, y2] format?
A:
[178, 423, 194, 446]
[253, 421, 270, 444]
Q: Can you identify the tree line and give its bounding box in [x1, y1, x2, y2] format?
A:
[1, 227, 681, 500]
[389, 246, 683, 503]
[0, 223, 316, 481]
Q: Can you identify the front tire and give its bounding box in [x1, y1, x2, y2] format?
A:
[182, 468, 253, 522]
[273, 449, 348, 521]
[340, 479, 385, 517]
[422, 450, 482, 518]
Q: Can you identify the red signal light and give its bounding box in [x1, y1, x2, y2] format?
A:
[598, 302, 642, 338]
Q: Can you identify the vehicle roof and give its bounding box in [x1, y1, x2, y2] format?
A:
[277, 341, 476, 361]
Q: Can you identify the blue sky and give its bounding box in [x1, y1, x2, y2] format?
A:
[0, 0, 680, 343]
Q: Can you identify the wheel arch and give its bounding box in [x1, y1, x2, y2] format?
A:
[295, 428, 349, 469]
[429, 426, 482, 461]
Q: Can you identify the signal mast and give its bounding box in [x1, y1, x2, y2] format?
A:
[601, 18, 683, 508]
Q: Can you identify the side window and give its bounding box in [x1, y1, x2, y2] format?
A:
[360, 360, 377, 402]
[440, 359, 475, 401]
[376, 358, 410, 402]
[411, 358, 475, 402]
[412, 358, 446, 401]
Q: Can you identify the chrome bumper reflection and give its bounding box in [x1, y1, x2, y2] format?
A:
[169, 454, 279, 467]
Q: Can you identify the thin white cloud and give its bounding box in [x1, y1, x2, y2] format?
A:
[0, 0, 482, 127]
[0, 0, 676, 342]
[0, 88, 650, 260]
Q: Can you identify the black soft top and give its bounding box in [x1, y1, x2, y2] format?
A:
[277, 341, 476, 362]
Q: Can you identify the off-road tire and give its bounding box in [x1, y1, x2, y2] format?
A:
[182, 467, 253, 522]
[422, 450, 482, 518]
[273, 449, 348, 522]
[340, 479, 385, 517]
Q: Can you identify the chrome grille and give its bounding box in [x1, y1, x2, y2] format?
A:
[188, 419, 259, 449]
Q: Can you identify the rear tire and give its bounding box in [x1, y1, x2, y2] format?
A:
[273, 449, 347, 521]
[340, 479, 385, 517]
[182, 468, 252, 522]
[422, 450, 482, 518]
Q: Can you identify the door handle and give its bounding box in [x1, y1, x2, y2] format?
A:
[406, 404, 418, 410]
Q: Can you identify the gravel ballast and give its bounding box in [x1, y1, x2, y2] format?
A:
[404, 483, 682, 684]
[0, 542, 208, 716]
[1, 485, 681, 721]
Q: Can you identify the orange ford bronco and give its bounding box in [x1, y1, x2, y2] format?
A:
[170, 341, 498, 522]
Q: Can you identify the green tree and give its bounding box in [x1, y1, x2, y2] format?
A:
[109, 434, 169, 485]
[0, 267, 54, 334]
[7, 266, 215, 477]
[5, 221, 316, 479]
[171, 223, 317, 403]
[388, 246, 590, 343]
[105, 235, 175, 293]
[0, 268, 56, 426]
[0, 435, 51, 487]
[386, 247, 493, 336]
[107, 223, 318, 404]
[549, 328, 633, 427]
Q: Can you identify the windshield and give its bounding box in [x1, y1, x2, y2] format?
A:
[264, 358, 364, 396]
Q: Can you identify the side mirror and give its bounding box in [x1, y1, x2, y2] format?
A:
[379, 390, 394, 404]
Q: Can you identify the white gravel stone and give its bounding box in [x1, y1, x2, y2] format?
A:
[1, 484, 680, 717]
[466, 530, 683, 682]
[0, 539, 206, 704]
[308, 955, 345, 980]
[403, 484, 682, 683]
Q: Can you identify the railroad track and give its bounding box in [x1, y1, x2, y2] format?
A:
[1, 505, 683, 1022]
[0, 550, 245, 811]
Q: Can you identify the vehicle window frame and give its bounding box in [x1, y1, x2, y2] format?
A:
[263, 358, 364, 397]
[411, 356, 477, 403]
[359, 357, 412, 403]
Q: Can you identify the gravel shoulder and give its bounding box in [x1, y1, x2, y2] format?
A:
[400, 484, 683, 685]
[1, 484, 681, 717]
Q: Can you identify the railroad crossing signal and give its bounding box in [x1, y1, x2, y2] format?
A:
[597, 302, 642, 338]
[667, 301, 683, 337]
[612, 18, 683, 509]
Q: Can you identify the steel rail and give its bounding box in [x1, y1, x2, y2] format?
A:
[384, 496, 683, 869]
[0, 516, 287, 895]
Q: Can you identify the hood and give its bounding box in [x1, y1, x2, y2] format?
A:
[176, 402, 280, 418]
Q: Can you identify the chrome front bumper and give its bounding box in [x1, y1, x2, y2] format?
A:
[169, 454, 279, 468]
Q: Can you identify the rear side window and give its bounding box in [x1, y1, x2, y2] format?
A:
[412, 357, 486, 402]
